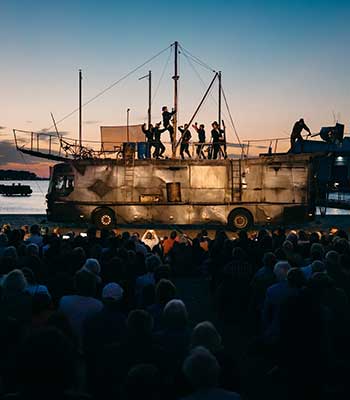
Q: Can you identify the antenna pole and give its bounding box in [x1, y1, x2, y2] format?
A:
[172, 41, 179, 157]
[79, 69, 82, 148]
[148, 70, 152, 129]
[218, 71, 222, 129]
[127, 108, 130, 142]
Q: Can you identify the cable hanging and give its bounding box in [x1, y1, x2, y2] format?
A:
[152, 46, 172, 105]
[179, 45, 217, 73]
[46, 44, 172, 130]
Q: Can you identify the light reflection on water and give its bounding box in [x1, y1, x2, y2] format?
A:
[0, 180, 349, 216]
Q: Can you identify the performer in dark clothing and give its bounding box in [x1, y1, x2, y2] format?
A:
[153, 122, 166, 158]
[192, 123, 206, 159]
[210, 121, 225, 160]
[290, 118, 311, 149]
[162, 106, 176, 143]
[141, 123, 154, 158]
[178, 124, 192, 159]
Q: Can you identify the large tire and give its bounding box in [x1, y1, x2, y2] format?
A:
[228, 208, 253, 230]
[92, 207, 116, 229]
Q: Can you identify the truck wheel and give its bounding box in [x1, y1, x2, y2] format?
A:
[92, 207, 116, 228]
[228, 208, 253, 230]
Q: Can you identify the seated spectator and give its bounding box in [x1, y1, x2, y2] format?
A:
[10, 327, 88, 399]
[125, 364, 164, 400]
[135, 254, 160, 306]
[263, 261, 299, 339]
[24, 224, 43, 247]
[0, 269, 32, 324]
[147, 279, 177, 331]
[181, 347, 240, 399]
[96, 310, 166, 398]
[190, 321, 240, 392]
[79, 258, 102, 285]
[22, 267, 51, 299]
[58, 270, 103, 341]
[155, 299, 191, 372]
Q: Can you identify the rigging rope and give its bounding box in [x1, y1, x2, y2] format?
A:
[46, 44, 172, 131]
[221, 86, 244, 152]
[179, 45, 217, 73]
[151, 46, 172, 105]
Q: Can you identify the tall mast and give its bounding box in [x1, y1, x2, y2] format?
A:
[79, 69, 82, 148]
[218, 71, 222, 129]
[148, 70, 152, 129]
[172, 41, 179, 157]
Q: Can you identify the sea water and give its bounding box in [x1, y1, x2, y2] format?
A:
[0, 181, 49, 214]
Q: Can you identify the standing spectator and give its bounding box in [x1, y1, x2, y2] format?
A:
[24, 224, 43, 247]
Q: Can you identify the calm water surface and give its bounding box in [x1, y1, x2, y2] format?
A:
[0, 181, 49, 214]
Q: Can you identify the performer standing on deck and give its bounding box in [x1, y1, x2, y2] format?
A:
[192, 122, 206, 159]
[153, 122, 166, 159]
[162, 106, 176, 143]
[211, 121, 225, 159]
[141, 123, 154, 158]
[178, 124, 192, 159]
[290, 118, 311, 149]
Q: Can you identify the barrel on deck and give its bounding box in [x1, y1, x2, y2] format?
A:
[166, 182, 181, 202]
[123, 142, 136, 160]
[137, 142, 149, 159]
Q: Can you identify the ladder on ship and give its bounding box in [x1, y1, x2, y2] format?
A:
[231, 159, 242, 202]
[124, 157, 135, 202]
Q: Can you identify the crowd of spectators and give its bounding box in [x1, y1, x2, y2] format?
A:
[0, 223, 350, 399]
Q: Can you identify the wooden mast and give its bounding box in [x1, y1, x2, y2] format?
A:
[172, 41, 179, 158]
[148, 70, 152, 129]
[218, 71, 222, 129]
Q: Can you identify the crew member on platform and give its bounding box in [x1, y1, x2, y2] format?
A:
[210, 121, 225, 160]
[142, 123, 154, 158]
[162, 106, 176, 143]
[153, 122, 166, 159]
[192, 122, 206, 159]
[290, 118, 311, 149]
[178, 124, 192, 159]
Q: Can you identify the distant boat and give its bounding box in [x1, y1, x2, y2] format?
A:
[0, 183, 32, 196]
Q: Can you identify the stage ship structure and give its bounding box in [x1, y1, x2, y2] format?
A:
[13, 42, 350, 229]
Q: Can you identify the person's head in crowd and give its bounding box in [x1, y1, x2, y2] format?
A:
[70, 246, 86, 271]
[183, 346, 220, 390]
[333, 237, 350, 255]
[309, 231, 320, 244]
[310, 243, 324, 261]
[286, 231, 298, 247]
[163, 299, 188, 329]
[155, 279, 176, 306]
[282, 240, 294, 253]
[26, 243, 39, 257]
[298, 230, 308, 242]
[16, 328, 77, 395]
[311, 260, 326, 275]
[191, 321, 222, 353]
[74, 270, 97, 297]
[170, 231, 177, 240]
[0, 232, 8, 247]
[309, 272, 334, 292]
[262, 252, 276, 270]
[145, 254, 161, 273]
[274, 261, 291, 281]
[126, 364, 162, 400]
[336, 229, 348, 240]
[238, 230, 248, 242]
[287, 268, 306, 289]
[122, 231, 130, 242]
[3, 245, 18, 262]
[154, 264, 171, 282]
[2, 223, 11, 236]
[8, 229, 22, 245]
[274, 247, 287, 261]
[30, 224, 41, 236]
[87, 226, 97, 240]
[22, 267, 36, 285]
[325, 250, 339, 274]
[339, 253, 350, 273]
[3, 269, 27, 294]
[80, 258, 101, 284]
[102, 282, 124, 305]
[127, 310, 154, 339]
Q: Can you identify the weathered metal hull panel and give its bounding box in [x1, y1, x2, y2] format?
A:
[47, 155, 314, 226]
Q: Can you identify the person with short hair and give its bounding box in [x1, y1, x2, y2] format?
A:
[178, 124, 192, 159]
[181, 347, 240, 399]
[25, 224, 43, 247]
[290, 118, 311, 149]
[162, 105, 176, 143]
[192, 122, 206, 159]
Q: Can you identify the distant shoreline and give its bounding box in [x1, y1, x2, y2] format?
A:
[0, 169, 48, 180]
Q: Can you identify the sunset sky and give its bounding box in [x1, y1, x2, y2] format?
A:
[1, 0, 350, 176]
